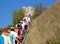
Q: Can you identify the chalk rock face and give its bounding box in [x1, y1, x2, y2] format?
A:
[23, 6, 35, 17]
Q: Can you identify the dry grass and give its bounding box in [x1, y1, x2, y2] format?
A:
[25, 1, 60, 44]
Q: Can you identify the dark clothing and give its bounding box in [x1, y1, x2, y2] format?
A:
[24, 25, 28, 30]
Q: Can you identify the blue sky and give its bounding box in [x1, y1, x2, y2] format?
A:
[0, 0, 57, 28]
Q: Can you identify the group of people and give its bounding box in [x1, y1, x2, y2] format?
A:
[0, 15, 31, 44]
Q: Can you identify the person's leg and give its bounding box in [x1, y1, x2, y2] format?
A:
[15, 40, 17, 44]
[24, 25, 28, 33]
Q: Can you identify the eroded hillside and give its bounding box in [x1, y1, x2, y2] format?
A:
[25, 1, 60, 44]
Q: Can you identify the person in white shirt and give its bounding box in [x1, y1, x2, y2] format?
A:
[10, 28, 20, 44]
[23, 15, 31, 26]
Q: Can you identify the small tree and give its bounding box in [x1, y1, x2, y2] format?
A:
[13, 8, 25, 24]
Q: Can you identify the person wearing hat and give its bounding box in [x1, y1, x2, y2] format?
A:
[2, 29, 11, 44]
[0, 30, 4, 44]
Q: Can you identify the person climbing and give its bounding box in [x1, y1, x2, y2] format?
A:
[10, 28, 20, 44]
[23, 15, 31, 32]
[9, 30, 14, 44]
[10, 25, 17, 44]
[20, 21, 26, 37]
[27, 14, 31, 25]
[14, 24, 18, 34]
[23, 19, 28, 33]
[17, 21, 24, 44]
[0, 30, 4, 44]
[2, 29, 11, 44]
[23, 14, 31, 26]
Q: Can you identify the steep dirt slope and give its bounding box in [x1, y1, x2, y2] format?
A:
[25, 1, 60, 44]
